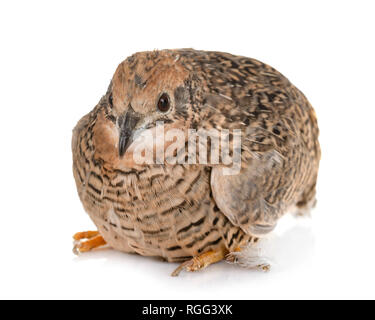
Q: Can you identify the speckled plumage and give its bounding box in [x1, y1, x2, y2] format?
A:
[72, 49, 320, 274]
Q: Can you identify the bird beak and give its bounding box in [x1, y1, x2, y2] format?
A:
[118, 107, 141, 157]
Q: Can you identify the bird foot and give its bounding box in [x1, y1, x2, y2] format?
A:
[171, 249, 227, 277]
[72, 231, 106, 255]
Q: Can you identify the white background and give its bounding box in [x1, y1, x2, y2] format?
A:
[1, 0, 374, 299]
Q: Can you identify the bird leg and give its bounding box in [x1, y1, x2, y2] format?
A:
[171, 248, 227, 277]
[73, 231, 107, 255]
[73, 231, 100, 241]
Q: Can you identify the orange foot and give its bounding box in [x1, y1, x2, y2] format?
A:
[73, 231, 106, 255]
[171, 248, 227, 277]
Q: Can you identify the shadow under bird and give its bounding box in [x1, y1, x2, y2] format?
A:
[72, 49, 321, 276]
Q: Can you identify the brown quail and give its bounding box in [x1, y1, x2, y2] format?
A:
[72, 49, 320, 276]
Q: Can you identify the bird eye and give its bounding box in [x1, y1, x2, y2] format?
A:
[108, 93, 113, 108]
[157, 93, 170, 113]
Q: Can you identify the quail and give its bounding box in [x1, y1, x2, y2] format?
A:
[72, 49, 320, 276]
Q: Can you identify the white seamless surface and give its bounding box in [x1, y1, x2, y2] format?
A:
[0, 0, 374, 299]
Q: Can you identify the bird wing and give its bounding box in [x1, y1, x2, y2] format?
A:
[208, 90, 316, 237]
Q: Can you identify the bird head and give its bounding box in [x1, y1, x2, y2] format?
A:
[91, 50, 201, 169]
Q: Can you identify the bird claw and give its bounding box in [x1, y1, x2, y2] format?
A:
[72, 240, 83, 256]
[72, 231, 106, 255]
[257, 263, 271, 272]
[171, 250, 226, 277]
[171, 258, 203, 277]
